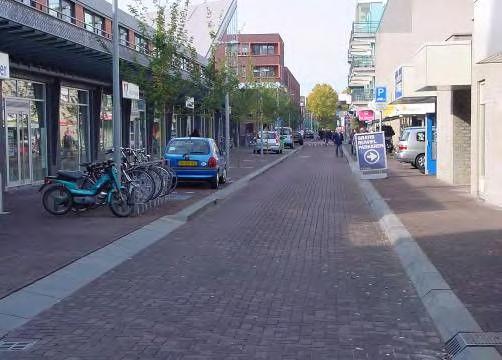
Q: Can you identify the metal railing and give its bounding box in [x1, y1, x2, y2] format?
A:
[351, 89, 375, 102]
[350, 56, 375, 68]
[15, 0, 152, 55]
[352, 22, 380, 35]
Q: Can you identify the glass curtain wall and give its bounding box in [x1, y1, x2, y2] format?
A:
[60, 86, 89, 170]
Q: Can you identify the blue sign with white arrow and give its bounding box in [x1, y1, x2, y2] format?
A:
[375, 86, 387, 103]
[355, 132, 387, 171]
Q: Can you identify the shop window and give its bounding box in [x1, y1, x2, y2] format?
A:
[129, 99, 146, 149]
[2, 80, 17, 97]
[84, 10, 105, 35]
[99, 94, 113, 158]
[60, 86, 89, 170]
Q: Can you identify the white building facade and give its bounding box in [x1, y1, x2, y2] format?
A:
[471, 0, 502, 207]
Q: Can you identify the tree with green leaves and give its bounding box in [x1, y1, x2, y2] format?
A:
[128, 0, 200, 144]
[307, 83, 338, 128]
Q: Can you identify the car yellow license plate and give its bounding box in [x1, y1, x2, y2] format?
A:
[178, 160, 197, 167]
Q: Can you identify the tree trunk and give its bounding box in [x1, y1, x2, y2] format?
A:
[164, 102, 173, 146]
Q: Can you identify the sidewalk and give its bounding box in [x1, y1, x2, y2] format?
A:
[370, 159, 502, 340]
[0, 147, 286, 299]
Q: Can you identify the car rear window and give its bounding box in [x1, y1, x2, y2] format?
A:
[167, 139, 210, 155]
[259, 132, 277, 139]
[279, 128, 292, 135]
[399, 130, 410, 141]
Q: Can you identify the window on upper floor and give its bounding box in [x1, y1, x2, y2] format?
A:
[135, 34, 147, 53]
[239, 44, 249, 55]
[251, 44, 276, 56]
[119, 27, 129, 46]
[253, 66, 276, 78]
[46, 0, 74, 23]
[84, 10, 105, 35]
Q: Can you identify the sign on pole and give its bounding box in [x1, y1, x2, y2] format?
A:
[355, 131, 388, 179]
[0, 52, 10, 79]
[375, 86, 387, 103]
[121, 81, 139, 100]
[185, 97, 195, 109]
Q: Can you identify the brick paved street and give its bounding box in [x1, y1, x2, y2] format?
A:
[0, 148, 280, 299]
[2, 146, 445, 359]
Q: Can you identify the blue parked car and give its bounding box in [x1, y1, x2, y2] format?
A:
[164, 137, 227, 189]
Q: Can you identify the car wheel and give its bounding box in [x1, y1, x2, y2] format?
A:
[219, 168, 227, 184]
[211, 175, 220, 189]
[415, 153, 426, 173]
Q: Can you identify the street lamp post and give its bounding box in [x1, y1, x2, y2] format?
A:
[112, 0, 121, 179]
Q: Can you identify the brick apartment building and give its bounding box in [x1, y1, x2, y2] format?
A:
[217, 33, 301, 108]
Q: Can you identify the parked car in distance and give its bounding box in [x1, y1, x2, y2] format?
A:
[396, 127, 426, 173]
[276, 127, 294, 149]
[253, 131, 283, 154]
[164, 137, 227, 189]
[293, 131, 304, 145]
[304, 130, 315, 139]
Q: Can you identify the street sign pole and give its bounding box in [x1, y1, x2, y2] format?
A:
[225, 92, 230, 177]
[112, 0, 121, 182]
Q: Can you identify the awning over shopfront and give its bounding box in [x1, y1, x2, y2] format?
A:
[383, 101, 435, 118]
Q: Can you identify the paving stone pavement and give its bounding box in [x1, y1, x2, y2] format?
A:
[1, 146, 446, 359]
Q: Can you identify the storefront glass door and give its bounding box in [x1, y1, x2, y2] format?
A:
[4, 98, 46, 186]
[3, 78, 47, 187]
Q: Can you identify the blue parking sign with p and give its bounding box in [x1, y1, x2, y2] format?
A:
[375, 87, 387, 103]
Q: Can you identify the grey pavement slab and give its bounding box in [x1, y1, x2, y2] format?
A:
[344, 145, 502, 359]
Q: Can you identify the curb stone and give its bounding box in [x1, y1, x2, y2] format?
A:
[342, 144, 502, 360]
[0, 148, 299, 338]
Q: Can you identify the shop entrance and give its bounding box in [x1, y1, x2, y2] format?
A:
[4, 98, 46, 186]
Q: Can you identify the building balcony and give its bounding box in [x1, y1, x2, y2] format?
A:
[349, 56, 375, 73]
[414, 41, 471, 91]
[351, 90, 375, 103]
[350, 21, 379, 42]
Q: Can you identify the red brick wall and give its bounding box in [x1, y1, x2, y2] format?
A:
[104, 19, 112, 38]
[75, 4, 84, 27]
[128, 30, 135, 47]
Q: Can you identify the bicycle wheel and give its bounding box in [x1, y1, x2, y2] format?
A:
[126, 168, 155, 204]
[154, 165, 173, 197]
[146, 166, 163, 200]
[163, 165, 178, 194]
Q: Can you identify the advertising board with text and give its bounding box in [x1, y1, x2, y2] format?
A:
[355, 131, 388, 179]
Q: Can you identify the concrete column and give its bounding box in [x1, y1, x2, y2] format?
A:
[452, 89, 471, 185]
[436, 91, 454, 184]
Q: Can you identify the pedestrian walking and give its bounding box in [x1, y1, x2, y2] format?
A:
[349, 129, 357, 155]
[325, 130, 332, 146]
[334, 129, 344, 157]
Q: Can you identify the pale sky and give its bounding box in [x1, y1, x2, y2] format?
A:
[114, 0, 357, 97]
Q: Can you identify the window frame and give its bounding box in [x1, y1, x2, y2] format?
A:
[84, 9, 105, 35]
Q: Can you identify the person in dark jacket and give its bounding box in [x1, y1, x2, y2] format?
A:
[333, 130, 344, 157]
